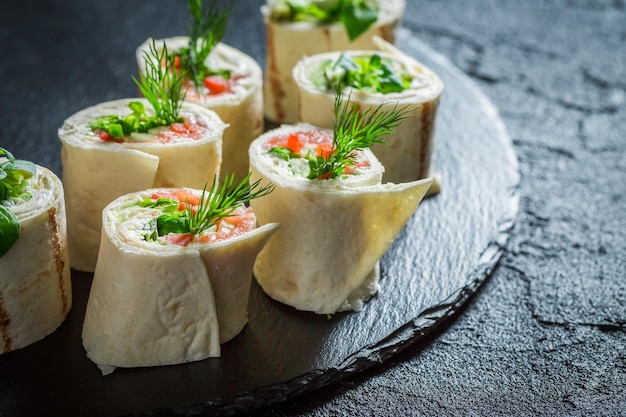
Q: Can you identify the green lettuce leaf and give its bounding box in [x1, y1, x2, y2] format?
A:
[272, 0, 378, 40]
[0, 205, 20, 258]
[340, 0, 378, 41]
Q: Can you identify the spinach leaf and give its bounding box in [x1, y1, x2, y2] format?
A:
[340, 0, 378, 41]
[156, 214, 190, 236]
[0, 147, 37, 258]
[0, 205, 20, 258]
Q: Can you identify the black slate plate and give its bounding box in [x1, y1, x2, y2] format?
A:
[0, 30, 519, 417]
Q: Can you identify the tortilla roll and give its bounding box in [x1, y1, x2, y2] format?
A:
[59, 98, 225, 272]
[137, 38, 264, 181]
[0, 165, 71, 354]
[82, 188, 279, 374]
[249, 123, 432, 314]
[263, 0, 406, 124]
[293, 41, 444, 184]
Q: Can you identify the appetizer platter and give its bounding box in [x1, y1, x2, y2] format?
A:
[0, 0, 519, 414]
[0, 27, 519, 416]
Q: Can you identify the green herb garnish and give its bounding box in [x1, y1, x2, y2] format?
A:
[143, 173, 274, 240]
[0, 206, 20, 258]
[89, 38, 186, 141]
[268, 146, 298, 161]
[313, 86, 413, 179]
[268, 86, 413, 179]
[138, 197, 180, 212]
[270, 0, 378, 41]
[321, 53, 412, 94]
[134, 38, 186, 126]
[0, 148, 37, 258]
[177, 0, 233, 91]
[0, 148, 36, 205]
[187, 173, 273, 235]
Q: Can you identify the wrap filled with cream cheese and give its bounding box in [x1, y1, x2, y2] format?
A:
[137, 38, 264, 180]
[263, 0, 406, 123]
[59, 98, 225, 272]
[82, 186, 279, 374]
[248, 123, 431, 313]
[0, 161, 71, 354]
[293, 37, 444, 184]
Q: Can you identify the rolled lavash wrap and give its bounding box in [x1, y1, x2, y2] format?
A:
[249, 123, 432, 314]
[0, 163, 71, 354]
[293, 38, 444, 185]
[263, 0, 406, 123]
[82, 186, 280, 374]
[59, 98, 225, 272]
[136, 37, 264, 181]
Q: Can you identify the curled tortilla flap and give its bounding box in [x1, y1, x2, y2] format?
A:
[0, 166, 71, 354]
[137, 38, 264, 181]
[198, 222, 280, 343]
[262, 0, 406, 123]
[59, 98, 225, 272]
[293, 46, 444, 184]
[249, 126, 432, 314]
[82, 189, 279, 373]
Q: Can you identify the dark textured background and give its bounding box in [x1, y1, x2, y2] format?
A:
[1, 0, 625, 416]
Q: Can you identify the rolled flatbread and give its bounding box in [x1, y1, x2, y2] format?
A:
[293, 40, 444, 184]
[0, 165, 71, 354]
[59, 98, 225, 272]
[137, 38, 263, 181]
[249, 123, 432, 314]
[82, 187, 279, 374]
[263, 0, 406, 123]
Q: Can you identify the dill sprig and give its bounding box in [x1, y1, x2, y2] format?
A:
[188, 172, 274, 234]
[89, 39, 186, 140]
[179, 0, 233, 91]
[307, 85, 414, 180]
[134, 37, 186, 125]
[144, 173, 274, 239]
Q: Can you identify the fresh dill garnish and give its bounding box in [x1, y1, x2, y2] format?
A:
[306, 85, 413, 180]
[187, 172, 274, 235]
[178, 0, 234, 91]
[144, 173, 274, 239]
[133, 38, 186, 125]
[89, 38, 186, 140]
